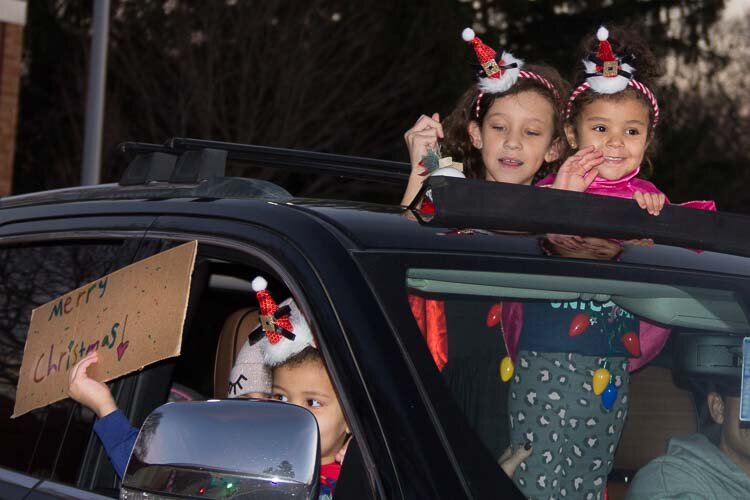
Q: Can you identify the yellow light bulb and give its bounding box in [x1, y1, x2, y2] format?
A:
[592, 368, 610, 395]
[499, 356, 514, 382]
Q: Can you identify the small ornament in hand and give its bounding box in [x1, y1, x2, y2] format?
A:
[419, 145, 464, 178]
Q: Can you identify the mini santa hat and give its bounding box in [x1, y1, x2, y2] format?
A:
[250, 276, 315, 366]
[582, 26, 635, 94]
[227, 340, 272, 398]
[462, 27, 523, 94]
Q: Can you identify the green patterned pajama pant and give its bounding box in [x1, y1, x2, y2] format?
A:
[508, 351, 629, 500]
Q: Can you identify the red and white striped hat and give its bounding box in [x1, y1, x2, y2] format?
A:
[462, 27, 523, 94]
[251, 276, 315, 366]
[567, 26, 659, 128]
[462, 27, 560, 118]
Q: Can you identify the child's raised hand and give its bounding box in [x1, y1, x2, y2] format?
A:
[404, 113, 444, 175]
[550, 146, 603, 192]
[68, 351, 118, 418]
[633, 191, 666, 216]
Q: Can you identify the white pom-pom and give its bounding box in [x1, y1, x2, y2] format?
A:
[462, 28, 475, 42]
[597, 26, 609, 41]
[251, 276, 267, 292]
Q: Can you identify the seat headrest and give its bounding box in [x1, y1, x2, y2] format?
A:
[213, 308, 259, 398]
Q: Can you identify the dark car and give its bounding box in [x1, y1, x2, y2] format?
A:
[1, 138, 748, 499]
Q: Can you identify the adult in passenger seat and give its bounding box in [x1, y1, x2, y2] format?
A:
[626, 383, 750, 499]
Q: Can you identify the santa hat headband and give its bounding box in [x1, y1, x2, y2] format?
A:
[249, 276, 315, 366]
[462, 28, 560, 118]
[566, 26, 660, 128]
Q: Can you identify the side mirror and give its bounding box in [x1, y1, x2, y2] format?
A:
[120, 400, 320, 499]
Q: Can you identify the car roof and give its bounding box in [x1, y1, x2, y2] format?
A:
[289, 199, 750, 276]
[3, 189, 749, 280]
[3, 138, 750, 278]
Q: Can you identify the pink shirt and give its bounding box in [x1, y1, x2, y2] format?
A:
[537, 167, 716, 211]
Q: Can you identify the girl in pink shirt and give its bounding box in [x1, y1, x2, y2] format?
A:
[506, 26, 715, 499]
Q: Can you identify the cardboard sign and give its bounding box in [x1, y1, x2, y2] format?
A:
[13, 241, 198, 418]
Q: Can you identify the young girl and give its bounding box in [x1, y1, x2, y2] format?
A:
[504, 26, 716, 499]
[403, 28, 602, 465]
[401, 28, 605, 207]
[405, 27, 604, 368]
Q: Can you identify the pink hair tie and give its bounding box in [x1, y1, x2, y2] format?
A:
[475, 91, 484, 118]
[474, 72, 560, 119]
[566, 79, 660, 129]
[519, 70, 561, 103]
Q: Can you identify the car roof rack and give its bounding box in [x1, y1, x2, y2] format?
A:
[413, 176, 750, 258]
[0, 138, 411, 209]
[117, 137, 411, 185]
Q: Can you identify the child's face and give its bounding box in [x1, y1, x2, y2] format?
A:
[272, 359, 348, 465]
[467, 90, 559, 185]
[567, 96, 650, 181]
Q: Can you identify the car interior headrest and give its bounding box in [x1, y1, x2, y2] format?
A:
[213, 308, 260, 398]
[672, 332, 743, 392]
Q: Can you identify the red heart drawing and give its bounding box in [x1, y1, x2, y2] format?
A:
[117, 341, 129, 361]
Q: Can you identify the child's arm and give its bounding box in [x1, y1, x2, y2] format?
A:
[401, 113, 444, 206]
[69, 351, 138, 479]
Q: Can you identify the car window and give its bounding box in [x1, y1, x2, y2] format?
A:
[387, 254, 750, 497]
[0, 235, 370, 497]
[0, 241, 126, 487]
[127, 242, 369, 497]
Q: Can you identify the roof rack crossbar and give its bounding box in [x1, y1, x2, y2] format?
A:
[117, 137, 410, 184]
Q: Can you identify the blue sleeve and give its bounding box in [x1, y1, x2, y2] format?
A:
[93, 409, 139, 479]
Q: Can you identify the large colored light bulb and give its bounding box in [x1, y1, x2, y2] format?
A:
[487, 303, 502, 328]
[569, 313, 590, 337]
[593, 367, 610, 395]
[621, 332, 641, 357]
[499, 356, 514, 382]
[601, 382, 618, 411]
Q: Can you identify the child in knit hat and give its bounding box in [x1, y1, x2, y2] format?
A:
[248, 276, 349, 498]
[70, 275, 351, 496]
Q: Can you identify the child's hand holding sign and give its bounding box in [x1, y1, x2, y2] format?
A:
[68, 351, 117, 418]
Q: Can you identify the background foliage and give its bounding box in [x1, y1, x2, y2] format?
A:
[12, 0, 750, 212]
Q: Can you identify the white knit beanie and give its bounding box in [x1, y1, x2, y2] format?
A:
[227, 339, 272, 398]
